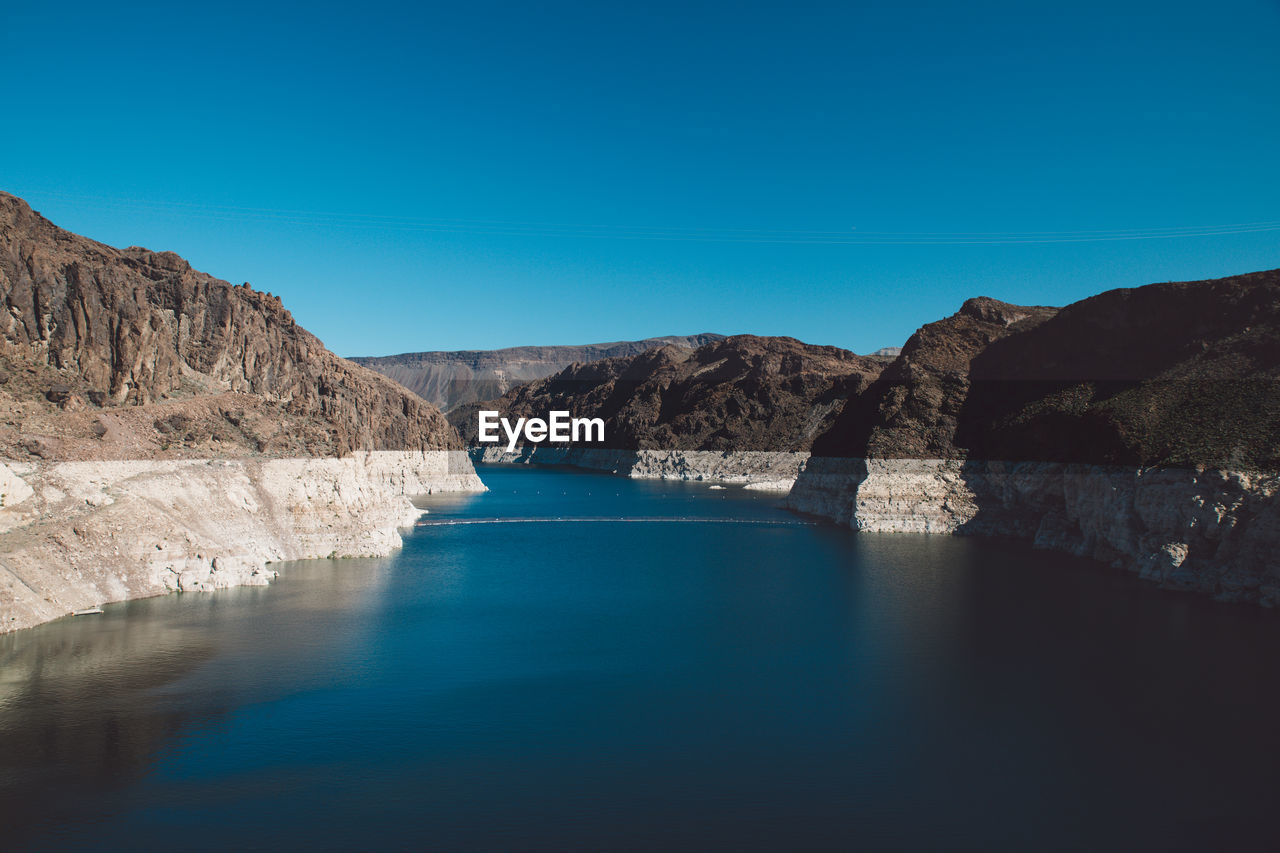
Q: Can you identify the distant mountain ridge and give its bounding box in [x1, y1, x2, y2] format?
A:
[450, 335, 884, 452]
[353, 334, 725, 413]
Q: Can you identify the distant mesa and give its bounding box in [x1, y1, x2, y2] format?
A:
[353, 334, 725, 414]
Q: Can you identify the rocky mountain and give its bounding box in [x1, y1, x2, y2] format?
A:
[811, 297, 1059, 459]
[0, 191, 461, 460]
[810, 270, 1280, 469]
[447, 270, 1280, 471]
[788, 270, 1280, 606]
[353, 334, 725, 414]
[451, 335, 884, 452]
[955, 270, 1280, 468]
[0, 191, 482, 634]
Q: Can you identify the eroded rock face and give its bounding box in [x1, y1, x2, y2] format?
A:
[0, 452, 484, 633]
[452, 335, 884, 453]
[810, 270, 1280, 468]
[787, 458, 1280, 605]
[0, 191, 460, 458]
[957, 271, 1280, 468]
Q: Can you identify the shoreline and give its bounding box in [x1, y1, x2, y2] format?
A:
[471, 446, 809, 490]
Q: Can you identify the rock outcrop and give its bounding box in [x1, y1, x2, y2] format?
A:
[955, 271, 1280, 468]
[353, 334, 725, 414]
[0, 191, 461, 458]
[0, 451, 481, 632]
[449, 334, 882, 490]
[810, 296, 1058, 459]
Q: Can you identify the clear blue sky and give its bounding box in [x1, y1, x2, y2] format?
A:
[4, 0, 1278, 357]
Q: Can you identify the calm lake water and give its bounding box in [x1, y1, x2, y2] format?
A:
[3, 464, 1279, 851]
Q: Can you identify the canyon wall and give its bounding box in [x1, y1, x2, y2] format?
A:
[790, 270, 1280, 604]
[0, 450, 482, 633]
[0, 191, 460, 457]
[458, 335, 877, 491]
[0, 192, 488, 633]
[462, 270, 1280, 604]
[453, 335, 882, 452]
[788, 458, 1280, 605]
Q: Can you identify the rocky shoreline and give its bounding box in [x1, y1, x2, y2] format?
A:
[0, 450, 485, 633]
[477, 449, 1280, 606]
[472, 446, 809, 490]
[790, 458, 1280, 605]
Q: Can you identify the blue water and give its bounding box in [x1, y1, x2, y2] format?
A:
[2, 464, 1279, 851]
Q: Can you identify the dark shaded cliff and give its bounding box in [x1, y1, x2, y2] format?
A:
[957, 270, 1280, 467]
[811, 270, 1280, 468]
[792, 271, 1280, 607]
[0, 191, 460, 459]
[353, 334, 725, 413]
[811, 297, 1058, 458]
[451, 335, 883, 452]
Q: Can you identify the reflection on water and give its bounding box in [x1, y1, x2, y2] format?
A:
[1, 465, 1279, 852]
[0, 613, 218, 843]
[0, 554, 396, 848]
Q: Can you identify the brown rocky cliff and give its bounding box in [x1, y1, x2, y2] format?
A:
[811, 297, 1058, 458]
[0, 191, 459, 458]
[810, 269, 1280, 467]
[452, 335, 884, 452]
